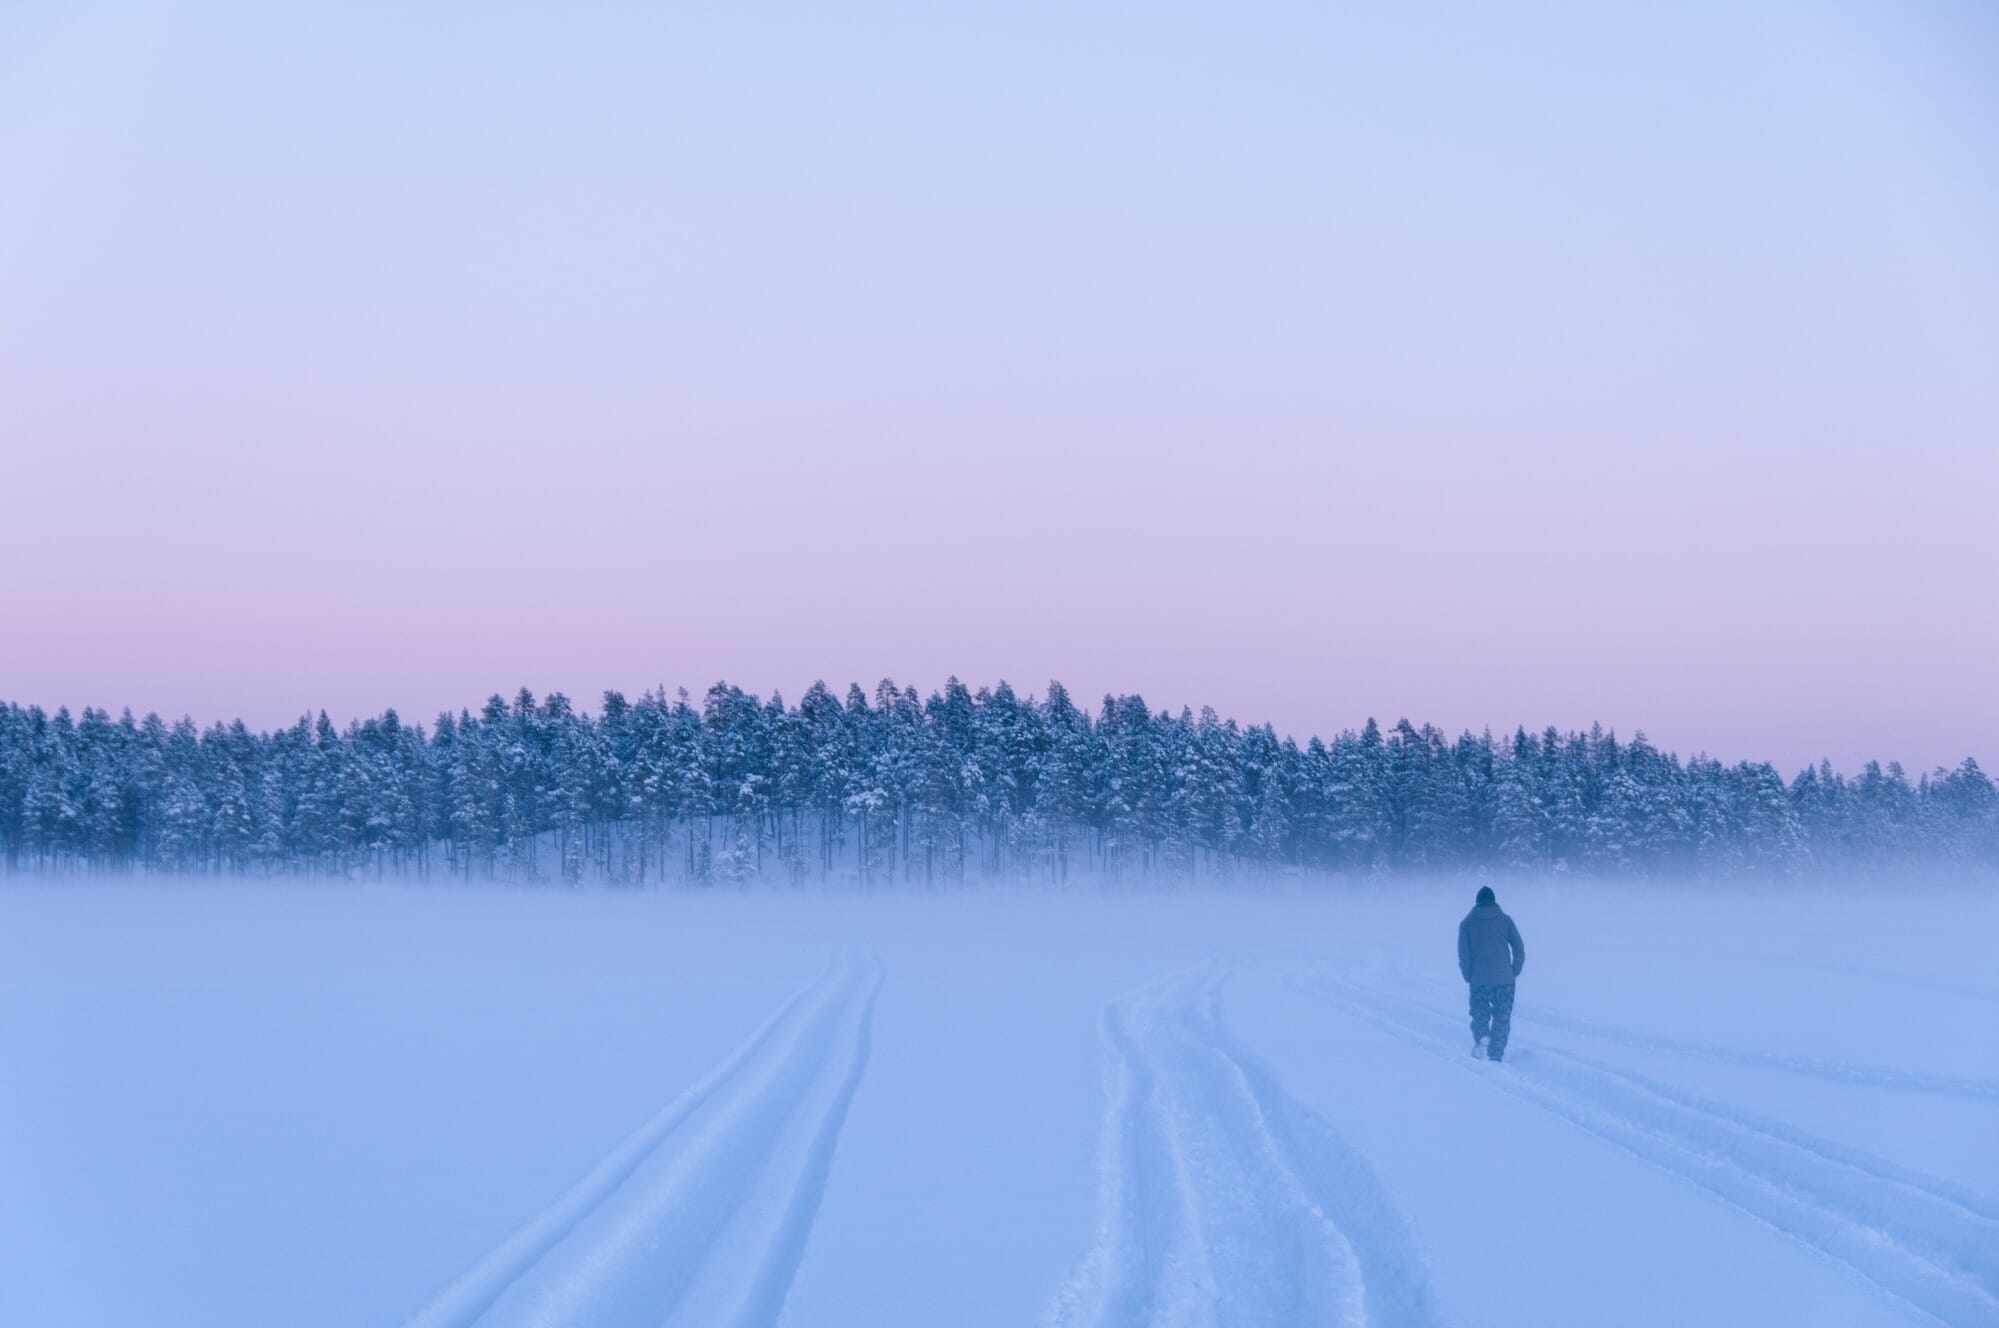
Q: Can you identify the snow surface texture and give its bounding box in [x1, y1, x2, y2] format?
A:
[1, 879, 1995, 1327]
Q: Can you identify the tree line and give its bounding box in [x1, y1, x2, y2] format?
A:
[1, 679, 1993, 883]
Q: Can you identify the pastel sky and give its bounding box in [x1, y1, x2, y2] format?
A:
[3, 1, 1995, 776]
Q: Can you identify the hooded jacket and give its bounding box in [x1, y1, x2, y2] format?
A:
[1458, 902, 1525, 986]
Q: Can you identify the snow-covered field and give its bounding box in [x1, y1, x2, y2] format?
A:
[2, 877, 1995, 1327]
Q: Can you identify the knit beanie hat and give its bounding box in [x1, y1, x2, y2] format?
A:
[1475, 886, 1496, 906]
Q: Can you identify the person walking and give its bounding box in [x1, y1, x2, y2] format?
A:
[1458, 886, 1525, 1062]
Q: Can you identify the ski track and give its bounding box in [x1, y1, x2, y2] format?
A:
[1295, 969, 1999, 1328]
[1048, 964, 1436, 1328]
[403, 945, 883, 1328]
[1390, 970, 1999, 1103]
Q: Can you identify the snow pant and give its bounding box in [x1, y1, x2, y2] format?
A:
[1469, 982, 1515, 1061]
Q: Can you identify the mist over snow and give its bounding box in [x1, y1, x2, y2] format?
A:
[4, 683, 1996, 887]
[2, 873, 1994, 1327]
[4, 0, 1996, 1322]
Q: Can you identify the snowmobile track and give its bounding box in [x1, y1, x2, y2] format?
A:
[404, 945, 882, 1328]
[1047, 964, 1436, 1328]
[1297, 970, 1999, 1328]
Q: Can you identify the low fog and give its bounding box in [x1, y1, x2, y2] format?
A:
[2, 874, 1993, 1326]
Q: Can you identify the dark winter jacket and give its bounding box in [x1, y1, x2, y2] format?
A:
[1458, 902, 1525, 986]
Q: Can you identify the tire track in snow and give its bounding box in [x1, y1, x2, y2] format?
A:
[404, 945, 882, 1328]
[1517, 1005, 1999, 1102]
[1797, 961, 1999, 1009]
[1296, 970, 1999, 1328]
[1388, 971, 1999, 1103]
[1048, 965, 1436, 1328]
[1344, 972, 1999, 1225]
